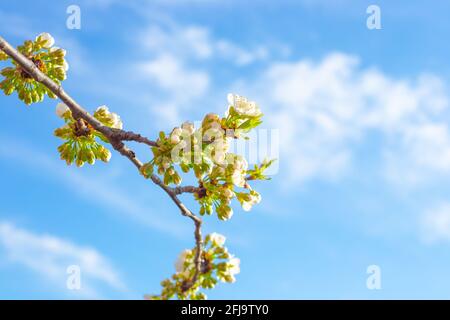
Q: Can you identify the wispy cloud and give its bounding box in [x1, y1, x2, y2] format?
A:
[244, 52, 450, 186]
[133, 22, 283, 124]
[139, 54, 209, 100]
[0, 221, 124, 298]
[139, 24, 271, 65]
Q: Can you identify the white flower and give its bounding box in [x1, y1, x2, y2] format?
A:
[203, 122, 224, 142]
[96, 105, 122, 129]
[172, 127, 183, 136]
[110, 112, 123, 129]
[170, 135, 180, 144]
[233, 155, 248, 171]
[227, 93, 261, 117]
[222, 188, 234, 199]
[170, 127, 183, 144]
[96, 105, 109, 113]
[104, 151, 112, 162]
[242, 201, 252, 211]
[55, 102, 70, 118]
[181, 121, 195, 135]
[241, 191, 261, 211]
[175, 249, 191, 273]
[253, 192, 262, 204]
[162, 159, 171, 170]
[178, 140, 187, 149]
[37, 32, 55, 48]
[224, 256, 240, 283]
[223, 206, 233, 219]
[209, 232, 226, 246]
[230, 156, 248, 187]
[49, 47, 67, 56]
[211, 138, 230, 162]
[62, 61, 69, 71]
[231, 171, 246, 188]
[228, 257, 240, 275]
[213, 150, 226, 164]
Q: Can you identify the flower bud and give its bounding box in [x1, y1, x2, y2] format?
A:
[222, 188, 234, 199]
[181, 121, 195, 135]
[56, 102, 70, 118]
[209, 232, 226, 246]
[37, 32, 55, 48]
[173, 173, 182, 185]
[161, 157, 171, 170]
[98, 146, 111, 162]
[62, 61, 69, 71]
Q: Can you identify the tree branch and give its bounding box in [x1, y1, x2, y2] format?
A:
[171, 185, 202, 195]
[0, 35, 203, 290]
[110, 128, 158, 147]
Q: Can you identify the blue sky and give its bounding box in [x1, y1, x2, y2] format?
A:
[1, 0, 450, 299]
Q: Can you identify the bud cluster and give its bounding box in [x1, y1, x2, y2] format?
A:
[0, 33, 68, 105]
[0, 32, 276, 301]
[54, 103, 122, 167]
[147, 233, 240, 300]
[141, 94, 273, 220]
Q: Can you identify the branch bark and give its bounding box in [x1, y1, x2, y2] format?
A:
[0, 35, 203, 290]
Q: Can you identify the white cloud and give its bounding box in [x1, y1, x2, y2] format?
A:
[420, 204, 450, 244]
[135, 23, 278, 123]
[0, 221, 124, 297]
[216, 40, 269, 66]
[139, 24, 270, 65]
[140, 54, 209, 100]
[247, 52, 450, 185]
[141, 25, 213, 60]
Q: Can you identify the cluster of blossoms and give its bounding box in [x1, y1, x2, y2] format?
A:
[0, 33, 68, 105]
[148, 233, 240, 300]
[1, 33, 275, 301]
[54, 103, 122, 167]
[141, 94, 273, 220]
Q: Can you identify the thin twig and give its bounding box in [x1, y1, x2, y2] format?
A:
[0, 35, 203, 290]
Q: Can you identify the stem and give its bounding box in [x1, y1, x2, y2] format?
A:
[0, 35, 203, 291]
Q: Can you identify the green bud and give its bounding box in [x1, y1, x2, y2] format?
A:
[98, 146, 111, 162]
[0, 51, 8, 61]
[1, 67, 14, 77]
[75, 158, 84, 167]
[173, 172, 182, 185]
[24, 92, 32, 105]
[139, 163, 154, 178]
[53, 48, 66, 58]
[18, 88, 25, 101]
[163, 171, 171, 185]
[47, 90, 56, 99]
[5, 85, 14, 96]
[217, 205, 233, 221]
[86, 149, 96, 165]
[31, 90, 40, 103]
